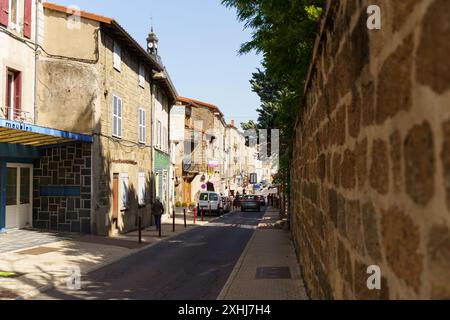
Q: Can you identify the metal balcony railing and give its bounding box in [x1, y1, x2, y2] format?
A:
[1, 107, 33, 123]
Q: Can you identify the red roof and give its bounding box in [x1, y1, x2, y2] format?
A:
[44, 2, 113, 24]
[177, 96, 224, 117]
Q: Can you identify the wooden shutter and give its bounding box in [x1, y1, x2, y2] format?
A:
[23, 0, 32, 38]
[0, 0, 8, 27]
[14, 72, 22, 116]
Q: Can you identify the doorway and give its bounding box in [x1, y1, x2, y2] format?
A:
[5, 163, 33, 230]
[112, 173, 119, 230]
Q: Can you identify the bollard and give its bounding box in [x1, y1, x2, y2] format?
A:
[202, 208, 204, 222]
[138, 216, 142, 244]
[193, 207, 197, 225]
[209, 203, 212, 216]
[184, 208, 187, 228]
[173, 210, 176, 233]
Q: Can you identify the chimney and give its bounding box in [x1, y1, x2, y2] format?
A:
[231, 120, 235, 127]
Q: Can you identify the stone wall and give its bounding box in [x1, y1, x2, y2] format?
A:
[33, 142, 92, 234]
[291, 0, 450, 299]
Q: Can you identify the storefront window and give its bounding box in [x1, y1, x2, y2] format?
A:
[20, 167, 30, 204]
[6, 168, 17, 206]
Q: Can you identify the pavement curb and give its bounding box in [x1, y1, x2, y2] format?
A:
[15, 215, 227, 300]
[216, 227, 257, 300]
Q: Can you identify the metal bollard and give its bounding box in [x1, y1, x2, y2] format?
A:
[201, 209, 204, 222]
[193, 207, 197, 225]
[173, 210, 176, 233]
[184, 208, 187, 228]
[138, 216, 142, 244]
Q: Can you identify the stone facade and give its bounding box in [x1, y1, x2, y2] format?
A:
[33, 142, 92, 233]
[291, 0, 450, 299]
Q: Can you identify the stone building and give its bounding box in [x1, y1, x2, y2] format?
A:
[290, 0, 450, 299]
[175, 97, 227, 202]
[35, 3, 176, 236]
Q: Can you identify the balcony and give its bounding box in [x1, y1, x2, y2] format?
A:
[1, 107, 33, 124]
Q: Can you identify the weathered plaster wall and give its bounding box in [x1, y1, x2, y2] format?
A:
[91, 30, 154, 236]
[291, 0, 450, 300]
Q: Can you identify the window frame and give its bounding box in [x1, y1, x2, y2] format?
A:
[8, 0, 20, 31]
[112, 95, 123, 138]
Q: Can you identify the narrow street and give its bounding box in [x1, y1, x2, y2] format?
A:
[34, 210, 266, 300]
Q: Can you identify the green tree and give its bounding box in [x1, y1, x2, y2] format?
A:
[222, 0, 324, 193]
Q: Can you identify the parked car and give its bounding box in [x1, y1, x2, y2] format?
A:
[241, 195, 261, 212]
[198, 192, 222, 215]
[258, 195, 266, 207]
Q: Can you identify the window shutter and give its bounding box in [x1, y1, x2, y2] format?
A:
[23, 0, 32, 38]
[14, 72, 22, 115]
[0, 0, 8, 27]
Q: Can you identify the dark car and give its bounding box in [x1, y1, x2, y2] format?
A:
[241, 195, 261, 212]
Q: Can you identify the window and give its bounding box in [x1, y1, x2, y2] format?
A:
[6, 168, 17, 206]
[138, 108, 146, 144]
[157, 121, 162, 149]
[139, 64, 145, 88]
[120, 173, 129, 209]
[8, 0, 19, 29]
[5, 69, 21, 120]
[113, 41, 121, 71]
[112, 96, 122, 137]
[20, 167, 30, 204]
[138, 172, 146, 205]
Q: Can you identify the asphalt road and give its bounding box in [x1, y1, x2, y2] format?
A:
[34, 209, 265, 300]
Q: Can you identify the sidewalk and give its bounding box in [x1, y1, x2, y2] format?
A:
[0, 211, 215, 300]
[218, 207, 309, 300]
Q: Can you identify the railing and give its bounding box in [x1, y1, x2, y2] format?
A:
[1, 107, 33, 123]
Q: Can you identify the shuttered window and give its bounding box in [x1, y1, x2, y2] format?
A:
[0, 0, 8, 27]
[113, 41, 121, 71]
[138, 108, 146, 144]
[112, 96, 122, 138]
[139, 64, 145, 88]
[23, 0, 32, 38]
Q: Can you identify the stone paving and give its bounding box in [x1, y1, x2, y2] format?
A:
[0, 229, 75, 254]
[0, 212, 216, 300]
[218, 207, 309, 300]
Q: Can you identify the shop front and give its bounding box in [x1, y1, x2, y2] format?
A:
[0, 119, 93, 233]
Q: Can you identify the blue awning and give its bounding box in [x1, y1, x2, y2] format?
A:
[0, 119, 93, 147]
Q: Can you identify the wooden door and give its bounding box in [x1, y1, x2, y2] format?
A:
[112, 174, 119, 220]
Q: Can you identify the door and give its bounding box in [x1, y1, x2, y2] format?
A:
[112, 174, 119, 220]
[5, 164, 33, 229]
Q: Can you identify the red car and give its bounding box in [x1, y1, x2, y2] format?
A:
[241, 195, 261, 212]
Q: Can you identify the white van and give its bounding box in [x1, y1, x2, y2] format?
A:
[198, 192, 222, 215]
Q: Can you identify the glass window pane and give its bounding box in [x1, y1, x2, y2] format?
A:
[20, 168, 30, 204]
[11, 0, 18, 24]
[210, 194, 218, 201]
[6, 168, 17, 206]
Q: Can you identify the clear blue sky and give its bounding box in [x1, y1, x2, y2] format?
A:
[55, 0, 262, 127]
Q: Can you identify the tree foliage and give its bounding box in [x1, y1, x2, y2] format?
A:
[222, 0, 324, 192]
